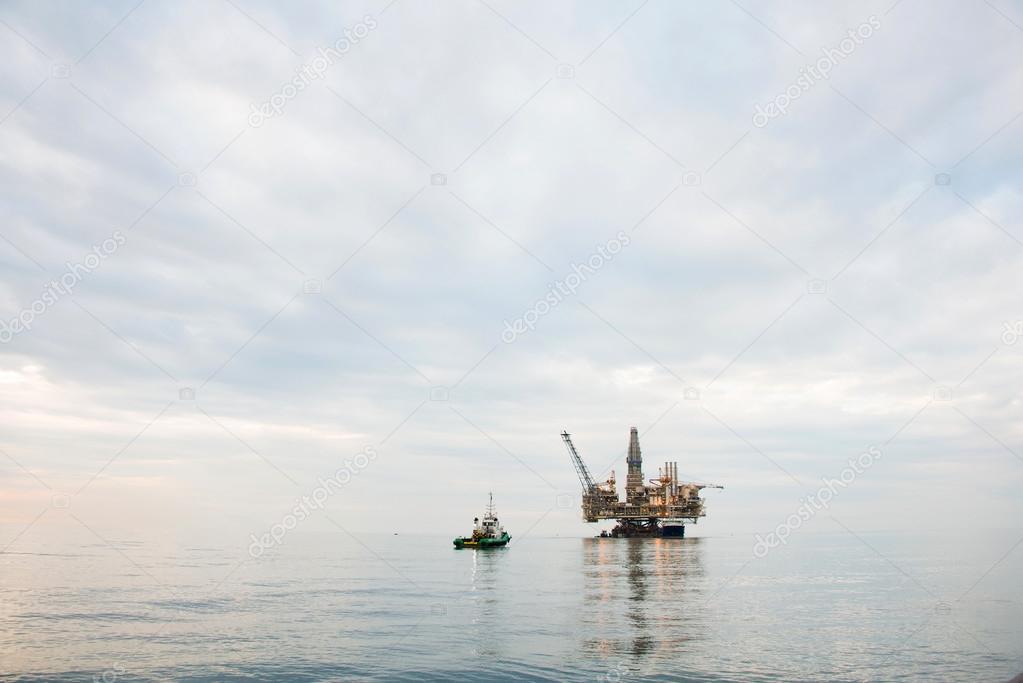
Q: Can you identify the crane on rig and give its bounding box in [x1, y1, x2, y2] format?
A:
[563, 430, 596, 491]
[561, 428, 722, 537]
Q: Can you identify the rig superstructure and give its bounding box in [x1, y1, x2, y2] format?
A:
[562, 427, 722, 537]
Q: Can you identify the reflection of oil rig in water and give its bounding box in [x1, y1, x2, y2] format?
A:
[562, 427, 722, 538]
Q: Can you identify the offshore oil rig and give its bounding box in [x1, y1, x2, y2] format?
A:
[562, 427, 722, 537]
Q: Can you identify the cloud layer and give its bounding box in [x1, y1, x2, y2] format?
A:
[1, 0, 1022, 545]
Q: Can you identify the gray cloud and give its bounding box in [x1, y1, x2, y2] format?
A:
[1, 0, 1021, 544]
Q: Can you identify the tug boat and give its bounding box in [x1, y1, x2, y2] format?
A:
[453, 493, 511, 549]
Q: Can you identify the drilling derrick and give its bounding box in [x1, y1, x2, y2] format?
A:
[625, 427, 646, 505]
[562, 427, 722, 538]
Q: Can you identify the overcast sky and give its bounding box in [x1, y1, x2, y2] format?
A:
[1, 0, 1022, 548]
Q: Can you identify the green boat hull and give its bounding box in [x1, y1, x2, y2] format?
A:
[453, 532, 511, 549]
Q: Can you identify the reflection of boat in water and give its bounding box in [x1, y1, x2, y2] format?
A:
[467, 529, 505, 660]
[453, 493, 511, 549]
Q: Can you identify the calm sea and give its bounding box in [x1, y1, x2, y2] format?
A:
[1, 529, 1021, 682]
